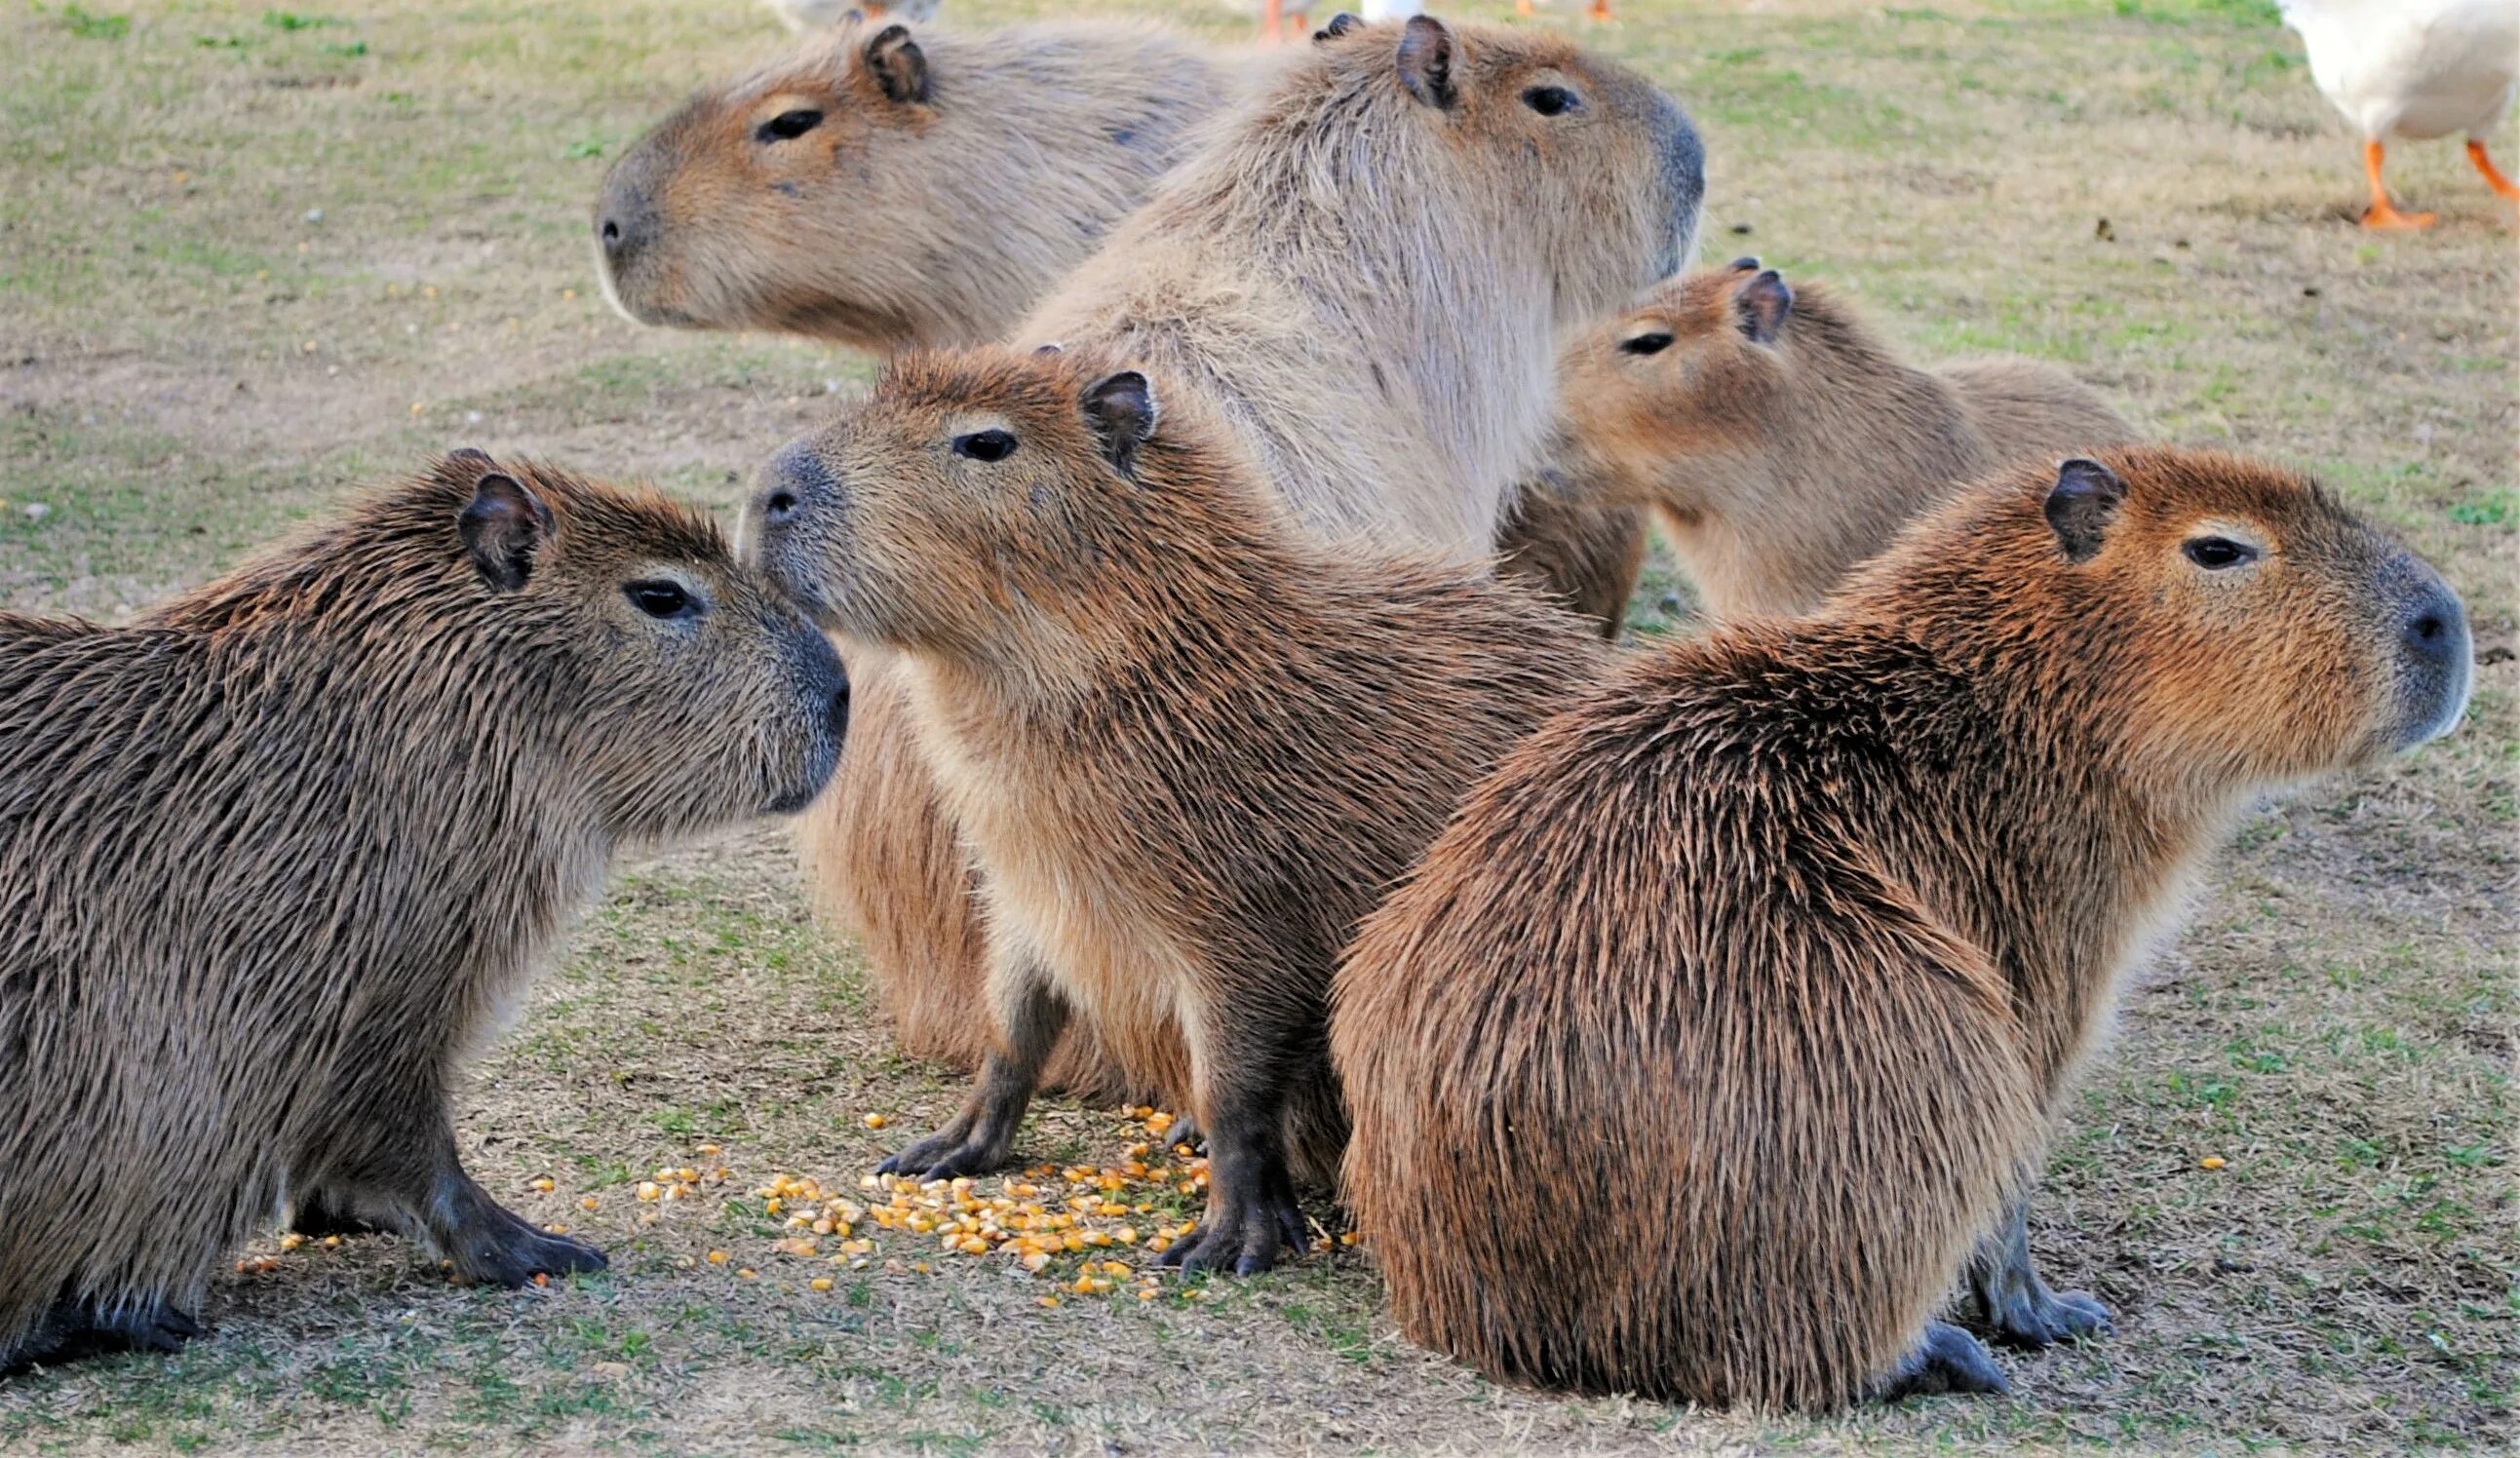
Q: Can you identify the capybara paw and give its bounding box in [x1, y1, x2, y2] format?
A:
[1982, 1283, 2113, 1350]
[1156, 1192, 1305, 1277]
[874, 1130, 1006, 1181]
[3, 1297, 204, 1373]
[453, 1225, 608, 1288]
[1869, 1322, 2009, 1402]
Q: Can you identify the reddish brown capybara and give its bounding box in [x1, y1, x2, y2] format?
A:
[1334, 447, 2470, 1408]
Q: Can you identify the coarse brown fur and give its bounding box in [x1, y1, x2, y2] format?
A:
[1493, 458, 1646, 638]
[0, 457, 848, 1373]
[806, 16, 1702, 1103]
[750, 345, 1608, 1274]
[1557, 260, 2138, 620]
[1333, 447, 2471, 1409]
[597, 16, 1238, 350]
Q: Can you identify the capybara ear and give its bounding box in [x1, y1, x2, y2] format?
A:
[1396, 16, 1458, 111]
[1080, 370, 1159, 476]
[1734, 268, 1794, 345]
[1727, 255, 1762, 272]
[863, 24, 931, 106]
[459, 472, 555, 593]
[1314, 13, 1360, 42]
[1034, 342, 1065, 356]
[2043, 457, 2127, 565]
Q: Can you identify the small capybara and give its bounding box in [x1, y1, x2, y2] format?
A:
[748, 346, 1606, 1274]
[810, 14, 1702, 1103]
[0, 455, 848, 1373]
[1494, 459, 1648, 637]
[597, 15, 1236, 350]
[1334, 447, 2471, 1408]
[1556, 258, 2138, 620]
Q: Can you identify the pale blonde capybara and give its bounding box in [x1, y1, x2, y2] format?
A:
[597, 15, 1236, 350]
[0, 456, 848, 1373]
[749, 345, 1607, 1274]
[812, 15, 1703, 1102]
[1334, 447, 2471, 1408]
[1556, 258, 2138, 619]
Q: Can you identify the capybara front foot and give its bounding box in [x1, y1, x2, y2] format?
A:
[435, 1176, 607, 1287]
[3, 1295, 204, 1374]
[1964, 1195, 2112, 1350]
[1158, 1176, 1306, 1277]
[1867, 1321, 2009, 1403]
[1975, 1275, 2112, 1350]
[874, 1124, 1014, 1182]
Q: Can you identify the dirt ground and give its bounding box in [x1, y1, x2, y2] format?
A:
[1, 0, 2512, 1452]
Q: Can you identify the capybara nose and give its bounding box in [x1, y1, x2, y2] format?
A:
[756, 441, 836, 530]
[598, 211, 638, 265]
[827, 675, 852, 738]
[2392, 569, 2471, 748]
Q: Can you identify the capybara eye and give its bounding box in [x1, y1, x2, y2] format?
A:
[953, 430, 1019, 463]
[626, 580, 695, 619]
[2182, 536, 2259, 571]
[1522, 86, 1580, 117]
[1618, 331, 1675, 357]
[755, 108, 825, 144]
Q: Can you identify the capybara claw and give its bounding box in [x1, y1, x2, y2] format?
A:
[1869, 1321, 2009, 1402]
[459, 1227, 608, 1288]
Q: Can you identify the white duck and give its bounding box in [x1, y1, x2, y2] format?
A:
[2280, 0, 2520, 229]
[1235, 0, 1420, 46]
[759, 0, 938, 34]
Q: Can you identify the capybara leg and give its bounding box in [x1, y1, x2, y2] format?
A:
[1865, 1321, 2009, 1403]
[1157, 1097, 1305, 1278]
[878, 975, 1067, 1181]
[1, 1294, 203, 1374]
[1963, 1193, 2112, 1350]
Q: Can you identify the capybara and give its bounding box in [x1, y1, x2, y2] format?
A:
[810, 15, 1702, 1103]
[748, 346, 1607, 1274]
[1556, 258, 2138, 620]
[0, 455, 849, 1372]
[1334, 447, 2471, 1408]
[1494, 459, 1648, 637]
[597, 15, 1236, 351]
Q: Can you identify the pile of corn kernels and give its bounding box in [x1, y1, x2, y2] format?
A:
[236, 1107, 1358, 1303]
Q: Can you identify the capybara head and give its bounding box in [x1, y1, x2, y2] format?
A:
[418, 451, 849, 831]
[1875, 447, 2470, 785]
[1555, 256, 1803, 494]
[1297, 15, 1704, 311]
[595, 18, 1227, 348]
[744, 346, 1245, 656]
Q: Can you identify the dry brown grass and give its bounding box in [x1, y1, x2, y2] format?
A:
[0, 0, 2511, 1451]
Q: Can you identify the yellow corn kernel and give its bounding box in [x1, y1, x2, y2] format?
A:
[529, 1176, 556, 1193]
[636, 1181, 661, 1202]
[864, 1113, 888, 1130]
[2200, 1156, 2227, 1170]
[810, 1277, 834, 1291]
[707, 1249, 729, 1265]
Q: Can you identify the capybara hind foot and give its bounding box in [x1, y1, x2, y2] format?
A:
[1866, 1322, 2009, 1402]
[1964, 1199, 2111, 1350]
[435, 1174, 607, 1287]
[2, 1295, 203, 1374]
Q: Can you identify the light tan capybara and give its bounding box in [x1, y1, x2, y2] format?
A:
[748, 346, 1607, 1274]
[0, 455, 848, 1373]
[1334, 447, 2471, 1408]
[597, 15, 1237, 350]
[810, 15, 1702, 1104]
[1557, 258, 2139, 620]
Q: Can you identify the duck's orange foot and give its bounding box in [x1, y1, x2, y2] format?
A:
[2468, 140, 2520, 203]
[2360, 202, 2439, 231]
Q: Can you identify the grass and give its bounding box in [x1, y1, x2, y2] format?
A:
[0, 0, 2512, 1451]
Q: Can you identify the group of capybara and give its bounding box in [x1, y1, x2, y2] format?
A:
[0, 7, 2477, 1416]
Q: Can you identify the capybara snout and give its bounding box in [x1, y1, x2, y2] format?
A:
[2383, 554, 2471, 748]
